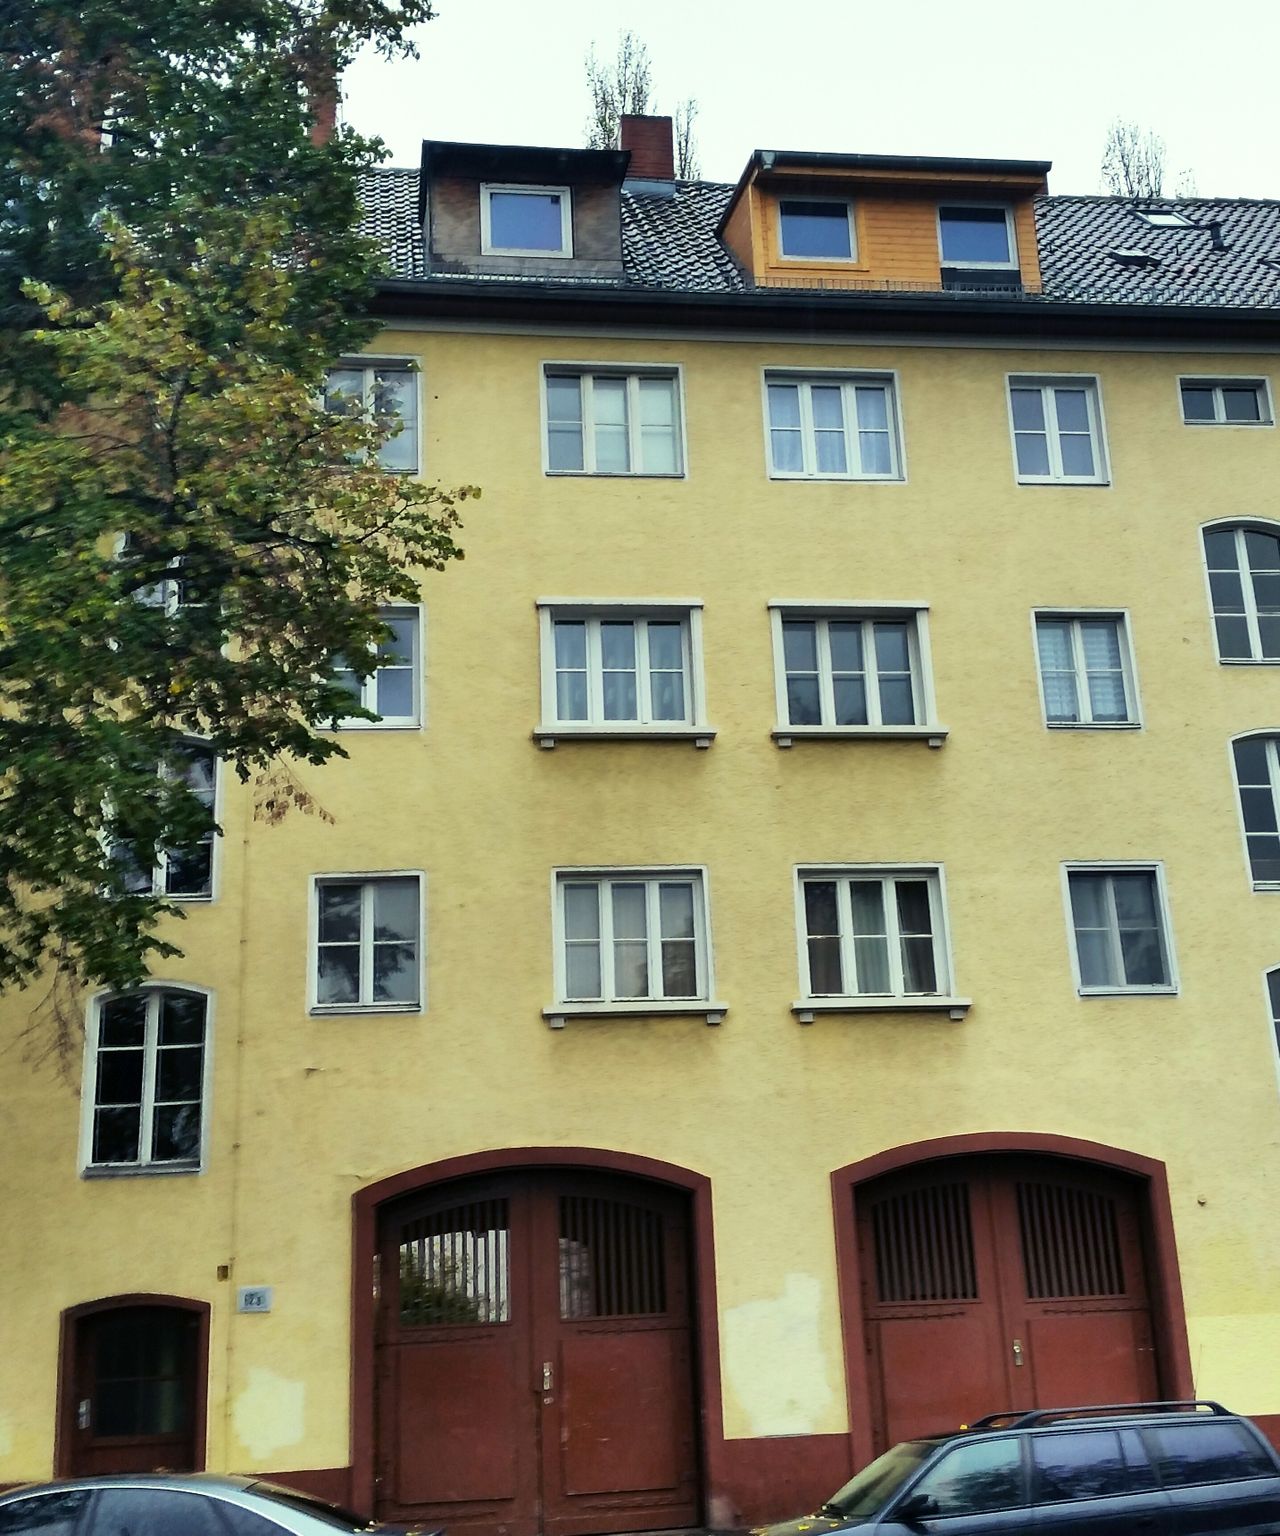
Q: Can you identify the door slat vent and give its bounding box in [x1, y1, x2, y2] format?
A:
[559, 1195, 666, 1318]
[1017, 1181, 1125, 1298]
[398, 1198, 510, 1325]
[871, 1182, 977, 1302]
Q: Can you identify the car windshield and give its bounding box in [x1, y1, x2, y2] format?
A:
[824, 1440, 937, 1518]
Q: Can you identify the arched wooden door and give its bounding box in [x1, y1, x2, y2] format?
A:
[855, 1157, 1159, 1450]
[59, 1299, 207, 1475]
[375, 1170, 700, 1536]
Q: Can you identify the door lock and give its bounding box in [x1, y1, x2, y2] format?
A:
[1012, 1338, 1025, 1368]
[542, 1361, 553, 1392]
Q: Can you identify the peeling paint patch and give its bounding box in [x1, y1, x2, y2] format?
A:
[721, 1273, 835, 1436]
[231, 1368, 305, 1460]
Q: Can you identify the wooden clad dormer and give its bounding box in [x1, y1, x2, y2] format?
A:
[718, 151, 1051, 292]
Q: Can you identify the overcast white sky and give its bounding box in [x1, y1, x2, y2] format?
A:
[343, 0, 1280, 199]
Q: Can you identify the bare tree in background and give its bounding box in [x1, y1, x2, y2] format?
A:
[674, 98, 700, 180]
[585, 31, 653, 149]
[1100, 119, 1166, 197]
[585, 30, 701, 178]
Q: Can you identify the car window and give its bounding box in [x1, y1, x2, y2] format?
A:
[91, 1489, 224, 1536]
[213, 1507, 290, 1534]
[1031, 1429, 1139, 1501]
[1147, 1422, 1278, 1486]
[1119, 1428, 1159, 1491]
[906, 1437, 1024, 1516]
[825, 1440, 936, 1517]
[0, 1491, 92, 1534]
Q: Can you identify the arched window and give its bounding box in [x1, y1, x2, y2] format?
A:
[83, 988, 210, 1174]
[1202, 523, 1280, 662]
[1267, 968, 1280, 1068]
[1231, 735, 1280, 889]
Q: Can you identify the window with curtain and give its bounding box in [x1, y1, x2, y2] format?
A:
[765, 373, 901, 480]
[1065, 867, 1175, 993]
[544, 369, 682, 476]
[1034, 614, 1137, 725]
[799, 869, 950, 999]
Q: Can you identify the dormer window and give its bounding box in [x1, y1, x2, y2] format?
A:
[1137, 209, 1194, 228]
[777, 199, 856, 261]
[481, 184, 572, 256]
[938, 205, 1016, 267]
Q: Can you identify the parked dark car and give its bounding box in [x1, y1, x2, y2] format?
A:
[758, 1401, 1280, 1534]
[0, 1474, 441, 1535]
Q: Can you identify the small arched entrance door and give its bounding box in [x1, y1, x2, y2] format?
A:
[853, 1155, 1162, 1450]
[58, 1297, 208, 1475]
[374, 1169, 700, 1536]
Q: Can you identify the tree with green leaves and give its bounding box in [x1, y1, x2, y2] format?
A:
[584, 30, 700, 179]
[0, 0, 475, 1012]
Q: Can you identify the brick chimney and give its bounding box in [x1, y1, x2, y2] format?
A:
[308, 76, 338, 148]
[621, 114, 675, 180]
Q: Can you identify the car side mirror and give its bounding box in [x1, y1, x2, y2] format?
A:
[893, 1492, 936, 1528]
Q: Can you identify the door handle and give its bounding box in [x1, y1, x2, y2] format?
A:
[77, 1398, 92, 1430]
[541, 1361, 553, 1392]
[1011, 1338, 1025, 1368]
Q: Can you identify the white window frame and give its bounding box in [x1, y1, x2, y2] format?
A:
[325, 357, 421, 474]
[331, 605, 424, 730]
[80, 984, 214, 1177]
[1229, 733, 1280, 893]
[545, 866, 724, 1026]
[936, 203, 1018, 269]
[1178, 376, 1274, 427]
[1200, 520, 1280, 665]
[1060, 862, 1178, 997]
[776, 197, 857, 263]
[111, 740, 222, 901]
[762, 369, 905, 482]
[535, 600, 712, 747]
[768, 602, 945, 746]
[792, 864, 969, 1021]
[114, 533, 204, 615]
[540, 364, 686, 478]
[1265, 966, 1280, 1100]
[1006, 374, 1110, 486]
[1138, 209, 1194, 228]
[481, 183, 573, 257]
[1031, 610, 1141, 729]
[309, 871, 426, 1014]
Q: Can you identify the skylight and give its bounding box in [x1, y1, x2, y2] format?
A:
[1137, 210, 1194, 228]
[1110, 248, 1161, 268]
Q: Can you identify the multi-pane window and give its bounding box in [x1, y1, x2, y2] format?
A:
[1034, 615, 1137, 726]
[544, 370, 682, 475]
[765, 375, 900, 479]
[117, 533, 206, 613]
[775, 611, 926, 730]
[332, 607, 421, 727]
[1009, 377, 1107, 483]
[556, 873, 707, 1004]
[1065, 868, 1174, 992]
[938, 205, 1015, 267]
[1232, 735, 1280, 887]
[1180, 378, 1271, 425]
[538, 606, 705, 737]
[777, 199, 855, 260]
[482, 184, 571, 255]
[113, 745, 217, 899]
[324, 363, 418, 471]
[800, 870, 950, 999]
[1268, 968, 1280, 1068]
[1202, 525, 1280, 662]
[314, 875, 422, 1009]
[86, 990, 208, 1172]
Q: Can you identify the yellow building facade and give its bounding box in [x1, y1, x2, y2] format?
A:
[3, 123, 1279, 1531]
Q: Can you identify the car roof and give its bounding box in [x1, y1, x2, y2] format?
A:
[0, 1474, 261, 1498]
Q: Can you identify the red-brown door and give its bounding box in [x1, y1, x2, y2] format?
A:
[856, 1157, 1158, 1450]
[376, 1171, 699, 1536]
[66, 1305, 201, 1474]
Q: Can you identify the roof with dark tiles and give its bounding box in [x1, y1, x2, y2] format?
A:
[361, 166, 1280, 310]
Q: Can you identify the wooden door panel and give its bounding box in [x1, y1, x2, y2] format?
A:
[71, 1307, 198, 1475]
[876, 1314, 1010, 1442]
[557, 1330, 690, 1495]
[392, 1341, 522, 1505]
[1025, 1310, 1157, 1408]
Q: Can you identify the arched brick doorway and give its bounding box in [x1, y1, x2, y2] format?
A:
[351, 1150, 727, 1532]
[831, 1134, 1192, 1469]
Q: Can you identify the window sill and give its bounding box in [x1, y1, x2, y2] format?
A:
[545, 470, 686, 480]
[83, 1162, 202, 1179]
[543, 1000, 728, 1028]
[1076, 986, 1178, 997]
[310, 1003, 423, 1017]
[1219, 657, 1280, 666]
[768, 471, 904, 484]
[1045, 720, 1141, 731]
[1249, 882, 1280, 893]
[774, 726, 947, 749]
[328, 721, 422, 732]
[1182, 420, 1273, 428]
[535, 726, 715, 749]
[793, 996, 971, 1022]
[1015, 476, 1111, 487]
